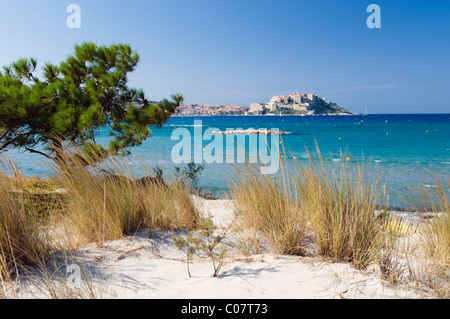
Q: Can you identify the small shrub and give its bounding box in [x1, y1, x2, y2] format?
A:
[172, 233, 199, 277]
[173, 219, 227, 277]
[195, 219, 227, 277]
[174, 161, 205, 195]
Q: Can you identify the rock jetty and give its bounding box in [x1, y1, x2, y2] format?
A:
[211, 129, 290, 135]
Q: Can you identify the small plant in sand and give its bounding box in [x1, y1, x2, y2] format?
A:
[172, 233, 198, 278]
[173, 219, 227, 278]
[196, 219, 228, 277]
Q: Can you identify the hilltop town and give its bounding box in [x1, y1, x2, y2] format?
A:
[249, 93, 355, 115]
[173, 93, 355, 116]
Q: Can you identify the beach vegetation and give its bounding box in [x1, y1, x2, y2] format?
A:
[0, 42, 183, 164]
[231, 146, 388, 268]
[173, 218, 227, 278]
[47, 145, 200, 246]
[230, 164, 308, 257]
[174, 161, 206, 195]
[0, 155, 51, 295]
[403, 179, 449, 298]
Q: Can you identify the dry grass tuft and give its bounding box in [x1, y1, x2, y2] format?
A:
[230, 165, 307, 256]
[48, 145, 200, 246]
[403, 178, 449, 298]
[0, 155, 51, 296]
[293, 148, 387, 269]
[231, 145, 388, 269]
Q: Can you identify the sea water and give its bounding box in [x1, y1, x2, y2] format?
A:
[5, 114, 450, 209]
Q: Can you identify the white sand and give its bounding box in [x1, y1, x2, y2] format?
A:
[14, 197, 428, 299]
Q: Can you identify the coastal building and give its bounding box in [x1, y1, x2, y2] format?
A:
[174, 104, 248, 116]
[307, 93, 317, 102]
[173, 92, 352, 117]
[290, 93, 302, 104]
[293, 104, 307, 112]
[249, 103, 266, 114]
[267, 102, 278, 111]
[270, 96, 283, 104]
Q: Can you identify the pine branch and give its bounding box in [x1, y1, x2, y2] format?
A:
[24, 147, 56, 161]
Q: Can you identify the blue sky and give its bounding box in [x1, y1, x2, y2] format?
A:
[0, 0, 449, 114]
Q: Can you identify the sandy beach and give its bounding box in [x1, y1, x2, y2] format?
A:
[11, 196, 429, 299]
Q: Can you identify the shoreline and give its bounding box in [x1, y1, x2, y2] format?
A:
[5, 173, 443, 213]
[171, 113, 450, 118]
[15, 185, 440, 225]
[172, 113, 357, 117]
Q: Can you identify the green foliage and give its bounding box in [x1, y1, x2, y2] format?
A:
[195, 219, 227, 277]
[25, 179, 58, 191]
[310, 100, 339, 114]
[174, 161, 205, 194]
[172, 232, 199, 278]
[172, 219, 227, 277]
[0, 42, 183, 162]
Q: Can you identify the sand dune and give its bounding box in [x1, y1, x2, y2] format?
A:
[11, 197, 427, 299]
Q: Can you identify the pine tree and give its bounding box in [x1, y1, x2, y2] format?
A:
[0, 42, 183, 162]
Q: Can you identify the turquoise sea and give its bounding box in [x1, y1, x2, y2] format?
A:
[6, 114, 450, 209]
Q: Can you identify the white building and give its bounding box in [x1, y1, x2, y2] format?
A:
[267, 102, 279, 111]
[307, 93, 317, 102]
[249, 103, 265, 114]
[270, 96, 282, 104]
[293, 104, 307, 112]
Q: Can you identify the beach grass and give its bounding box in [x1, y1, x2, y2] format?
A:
[1, 148, 202, 298]
[231, 145, 390, 269]
[403, 179, 449, 298]
[406, 179, 449, 265]
[47, 146, 201, 246]
[293, 148, 388, 268]
[230, 164, 307, 256]
[0, 155, 51, 295]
